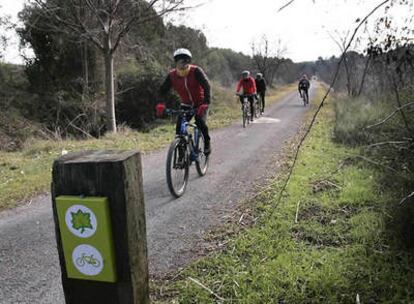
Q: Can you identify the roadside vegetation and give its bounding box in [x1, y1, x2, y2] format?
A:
[0, 84, 295, 211]
[152, 88, 414, 303]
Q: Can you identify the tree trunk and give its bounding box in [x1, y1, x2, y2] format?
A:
[81, 41, 89, 101]
[104, 47, 117, 133]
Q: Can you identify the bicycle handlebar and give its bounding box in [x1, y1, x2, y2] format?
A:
[236, 93, 257, 97]
[165, 108, 195, 116]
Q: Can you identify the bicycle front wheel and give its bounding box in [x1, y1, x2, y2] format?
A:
[242, 105, 247, 128]
[195, 132, 209, 176]
[166, 138, 189, 198]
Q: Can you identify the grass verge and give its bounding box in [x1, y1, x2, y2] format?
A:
[0, 84, 295, 211]
[152, 92, 414, 303]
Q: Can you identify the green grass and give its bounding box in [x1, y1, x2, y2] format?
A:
[0, 84, 295, 211]
[153, 91, 414, 303]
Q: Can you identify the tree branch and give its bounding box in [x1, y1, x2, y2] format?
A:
[84, 0, 107, 33]
[367, 140, 410, 148]
[399, 191, 414, 206]
[278, 0, 295, 12]
[188, 277, 225, 302]
[365, 102, 414, 129]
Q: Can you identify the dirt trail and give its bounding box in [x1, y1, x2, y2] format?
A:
[0, 84, 317, 303]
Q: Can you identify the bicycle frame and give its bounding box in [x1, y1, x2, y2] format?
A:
[174, 109, 200, 163]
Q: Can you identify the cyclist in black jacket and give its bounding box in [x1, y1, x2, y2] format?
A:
[255, 73, 266, 114]
[298, 74, 310, 102]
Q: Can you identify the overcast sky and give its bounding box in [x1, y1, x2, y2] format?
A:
[0, 0, 411, 63]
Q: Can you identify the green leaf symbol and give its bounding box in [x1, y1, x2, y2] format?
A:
[71, 209, 93, 234]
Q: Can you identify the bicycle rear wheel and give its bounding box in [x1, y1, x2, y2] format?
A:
[195, 132, 209, 176]
[254, 99, 260, 118]
[166, 138, 189, 197]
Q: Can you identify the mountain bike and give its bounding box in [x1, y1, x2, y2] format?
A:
[165, 107, 209, 198]
[237, 94, 255, 128]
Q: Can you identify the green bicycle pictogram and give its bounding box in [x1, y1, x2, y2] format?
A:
[71, 209, 93, 233]
[75, 253, 101, 268]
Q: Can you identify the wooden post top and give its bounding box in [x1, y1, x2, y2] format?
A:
[55, 150, 140, 164]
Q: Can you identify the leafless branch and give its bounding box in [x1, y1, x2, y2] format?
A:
[365, 102, 414, 129]
[188, 277, 225, 302]
[277, 0, 295, 12]
[367, 140, 409, 148]
[64, 113, 94, 138]
[111, 0, 186, 54]
[399, 191, 414, 205]
[115, 86, 135, 95]
[354, 155, 399, 173]
[84, 0, 107, 32]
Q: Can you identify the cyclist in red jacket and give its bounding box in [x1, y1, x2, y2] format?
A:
[159, 48, 212, 155]
[236, 71, 257, 121]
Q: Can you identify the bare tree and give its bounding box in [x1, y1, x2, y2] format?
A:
[0, 8, 11, 60]
[28, 0, 188, 133]
[251, 35, 287, 87]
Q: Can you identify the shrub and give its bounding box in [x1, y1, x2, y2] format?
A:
[116, 64, 179, 130]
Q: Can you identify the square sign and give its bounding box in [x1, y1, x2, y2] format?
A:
[56, 196, 117, 282]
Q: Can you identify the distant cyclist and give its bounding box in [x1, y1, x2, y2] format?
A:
[159, 48, 212, 155]
[236, 71, 257, 121]
[255, 73, 266, 114]
[298, 74, 310, 103]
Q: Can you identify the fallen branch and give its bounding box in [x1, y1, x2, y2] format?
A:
[367, 141, 409, 148]
[64, 113, 94, 138]
[365, 102, 414, 129]
[67, 120, 94, 139]
[295, 201, 301, 223]
[238, 213, 245, 224]
[354, 155, 398, 173]
[399, 191, 414, 206]
[187, 277, 225, 302]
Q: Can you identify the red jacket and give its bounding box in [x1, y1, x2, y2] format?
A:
[236, 76, 257, 95]
[167, 65, 207, 107]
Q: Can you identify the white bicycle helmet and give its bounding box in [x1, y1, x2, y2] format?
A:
[242, 70, 250, 78]
[173, 48, 192, 61]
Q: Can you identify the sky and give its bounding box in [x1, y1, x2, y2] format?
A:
[0, 0, 412, 64]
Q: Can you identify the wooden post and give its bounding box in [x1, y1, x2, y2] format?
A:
[51, 150, 149, 304]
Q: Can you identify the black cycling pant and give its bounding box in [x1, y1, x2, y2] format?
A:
[300, 89, 309, 101]
[258, 91, 265, 112]
[239, 95, 255, 118]
[175, 105, 210, 143]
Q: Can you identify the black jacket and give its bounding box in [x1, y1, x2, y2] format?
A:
[255, 78, 267, 93]
[298, 79, 310, 91]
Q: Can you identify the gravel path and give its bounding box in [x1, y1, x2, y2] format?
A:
[0, 84, 316, 304]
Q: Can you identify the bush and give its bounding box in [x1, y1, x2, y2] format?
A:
[333, 91, 414, 213]
[116, 64, 179, 130]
